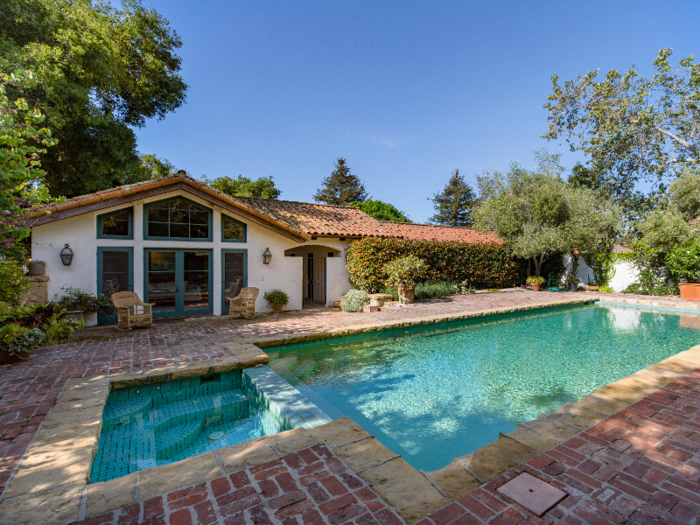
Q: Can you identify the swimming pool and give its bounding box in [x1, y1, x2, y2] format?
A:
[266, 303, 700, 471]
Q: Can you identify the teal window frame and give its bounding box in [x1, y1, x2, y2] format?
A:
[221, 214, 248, 243]
[96, 207, 133, 239]
[221, 249, 248, 314]
[143, 248, 214, 318]
[143, 197, 213, 242]
[96, 247, 133, 325]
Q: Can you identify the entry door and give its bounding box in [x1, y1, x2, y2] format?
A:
[221, 250, 247, 314]
[304, 256, 326, 307]
[145, 250, 212, 318]
[97, 248, 133, 325]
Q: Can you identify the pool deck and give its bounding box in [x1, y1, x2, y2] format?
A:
[2, 290, 700, 524]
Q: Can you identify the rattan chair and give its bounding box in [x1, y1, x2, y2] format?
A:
[228, 287, 259, 319]
[111, 292, 154, 331]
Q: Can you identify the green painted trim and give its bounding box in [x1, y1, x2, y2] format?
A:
[221, 249, 248, 314]
[144, 248, 214, 318]
[143, 196, 213, 242]
[96, 207, 133, 240]
[96, 247, 134, 325]
[221, 214, 248, 243]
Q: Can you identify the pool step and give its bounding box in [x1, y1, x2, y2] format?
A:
[156, 421, 203, 460]
[102, 396, 153, 432]
[151, 391, 251, 435]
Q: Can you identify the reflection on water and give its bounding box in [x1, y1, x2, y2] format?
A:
[267, 305, 700, 471]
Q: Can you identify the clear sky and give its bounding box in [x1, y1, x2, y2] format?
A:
[134, 0, 700, 223]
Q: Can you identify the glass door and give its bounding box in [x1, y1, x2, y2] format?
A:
[221, 250, 247, 314]
[97, 248, 133, 325]
[145, 249, 212, 318]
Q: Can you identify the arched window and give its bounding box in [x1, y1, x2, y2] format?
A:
[144, 197, 212, 241]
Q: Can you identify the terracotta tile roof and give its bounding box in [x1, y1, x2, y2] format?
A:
[37, 175, 500, 244]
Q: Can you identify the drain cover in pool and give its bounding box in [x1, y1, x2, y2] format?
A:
[208, 431, 225, 440]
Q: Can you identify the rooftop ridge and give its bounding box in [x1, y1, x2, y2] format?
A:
[232, 196, 362, 210]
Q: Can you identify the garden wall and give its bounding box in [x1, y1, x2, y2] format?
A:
[563, 254, 638, 292]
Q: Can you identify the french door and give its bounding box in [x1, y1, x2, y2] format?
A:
[144, 249, 212, 318]
[221, 249, 247, 314]
[97, 247, 133, 325]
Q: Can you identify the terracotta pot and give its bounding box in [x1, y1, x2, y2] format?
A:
[0, 352, 28, 365]
[679, 283, 700, 302]
[27, 261, 46, 276]
[333, 301, 341, 308]
[64, 310, 86, 321]
[531, 284, 541, 292]
[588, 286, 599, 292]
[272, 304, 284, 313]
[397, 284, 415, 304]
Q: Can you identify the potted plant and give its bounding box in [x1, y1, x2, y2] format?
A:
[57, 286, 108, 321]
[264, 289, 289, 313]
[27, 260, 46, 276]
[384, 255, 426, 304]
[526, 276, 545, 292]
[564, 274, 580, 292]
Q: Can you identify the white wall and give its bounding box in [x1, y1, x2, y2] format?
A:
[563, 254, 638, 292]
[30, 189, 330, 324]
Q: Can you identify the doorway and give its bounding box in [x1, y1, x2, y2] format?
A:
[97, 247, 133, 325]
[305, 255, 326, 307]
[144, 249, 212, 318]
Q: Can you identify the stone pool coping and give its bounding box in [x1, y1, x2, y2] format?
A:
[3, 294, 700, 524]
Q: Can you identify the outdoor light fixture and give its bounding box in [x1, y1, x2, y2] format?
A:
[60, 244, 74, 266]
[262, 247, 272, 265]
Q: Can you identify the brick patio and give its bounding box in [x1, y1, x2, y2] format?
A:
[2, 290, 700, 524]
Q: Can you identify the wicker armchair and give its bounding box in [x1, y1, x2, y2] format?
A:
[228, 287, 259, 319]
[111, 292, 154, 331]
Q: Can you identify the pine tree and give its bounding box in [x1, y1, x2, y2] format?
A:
[429, 169, 478, 226]
[314, 158, 368, 205]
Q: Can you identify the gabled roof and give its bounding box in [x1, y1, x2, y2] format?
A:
[35, 175, 500, 244]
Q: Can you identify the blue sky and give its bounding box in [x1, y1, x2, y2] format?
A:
[135, 0, 700, 222]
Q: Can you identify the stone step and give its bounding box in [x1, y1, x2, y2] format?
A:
[156, 421, 203, 460]
[150, 390, 250, 435]
[102, 396, 153, 432]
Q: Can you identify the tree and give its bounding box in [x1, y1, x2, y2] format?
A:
[1, 0, 187, 198]
[0, 70, 56, 258]
[314, 158, 368, 205]
[666, 169, 700, 221]
[203, 175, 281, 199]
[141, 154, 178, 180]
[474, 153, 620, 277]
[352, 199, 409, 222]
[544, 49, 700, 222]
[428, 169, 478, 226]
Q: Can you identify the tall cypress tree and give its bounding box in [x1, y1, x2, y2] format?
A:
[429, 169, 478, 226]
[314, 158, 368, 205]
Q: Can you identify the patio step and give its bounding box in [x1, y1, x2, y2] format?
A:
[102, 396, 153, 432]
[156, 421, 203, 460]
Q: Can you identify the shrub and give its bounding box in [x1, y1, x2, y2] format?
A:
[384, 255, 426, 288]
[622, 283, 678, 296]
[526, 276, 545, 285]
[340, 290, 370, 312]
[0, 302, 84, 355]
[599, 285, 613, 293]
[666, 241, 700, 284]
[263, 290, 289, 307]
[0, 260, 30, 305]
[458, 281, 476, 294]
[346, 237, 521, 293]
[385, 281, 459, 301]
[57, 286, 109, 313]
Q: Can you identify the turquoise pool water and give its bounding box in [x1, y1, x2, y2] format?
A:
[267, 304, 700, 471]
[90, 370, 293, 483]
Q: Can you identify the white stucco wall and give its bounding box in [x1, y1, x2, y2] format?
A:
[30, 190, 352, 324]
[563, 254, 638, 292]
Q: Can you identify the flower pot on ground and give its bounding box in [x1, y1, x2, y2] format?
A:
[384, 255, 426, 305]
[263, 289, 289, 313]
[64, 310, 86, 321]
[28, 261, 46, 276]
[679, 283, 700, 302]
[526, 276, 545, 292]
[588, 286, 600, 292]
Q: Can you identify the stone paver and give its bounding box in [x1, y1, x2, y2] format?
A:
[417, 368, 700, 525]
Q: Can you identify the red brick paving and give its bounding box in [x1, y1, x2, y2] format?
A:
[73, 444, 401, 525]
[418, 370, 700, 524]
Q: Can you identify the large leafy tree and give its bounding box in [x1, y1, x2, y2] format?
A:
[0, 70, 56, 258]
[352, 199, 409, 222]
[474, 153, 620, 277]
[203, 175, 281, 199]
[544, 49, 700, 222]
[428, 169, 478, 227]
[314, 158, 368, 205]
[0, 0, 187, 198]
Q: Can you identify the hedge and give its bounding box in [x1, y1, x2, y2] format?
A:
[346, 237, 522, 293]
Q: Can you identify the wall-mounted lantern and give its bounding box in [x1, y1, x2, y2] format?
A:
[262, 247, 272, 265]
[60, 244, 74, 266]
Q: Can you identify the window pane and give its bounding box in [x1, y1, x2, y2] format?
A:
[149, 252, 176, 272]
[102, 211, 130, 237]
[190, 225, 209, 238]
[223, 216, 244, 240]
[149, 222, 168, 237]
[190, 211, 208, 225]
[170, 223, 188, 238]
[103, 251, 129, 274]
[170, 208, 188, 224]
[148, 206, 170, 223]
[184, 251, 209, 271]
